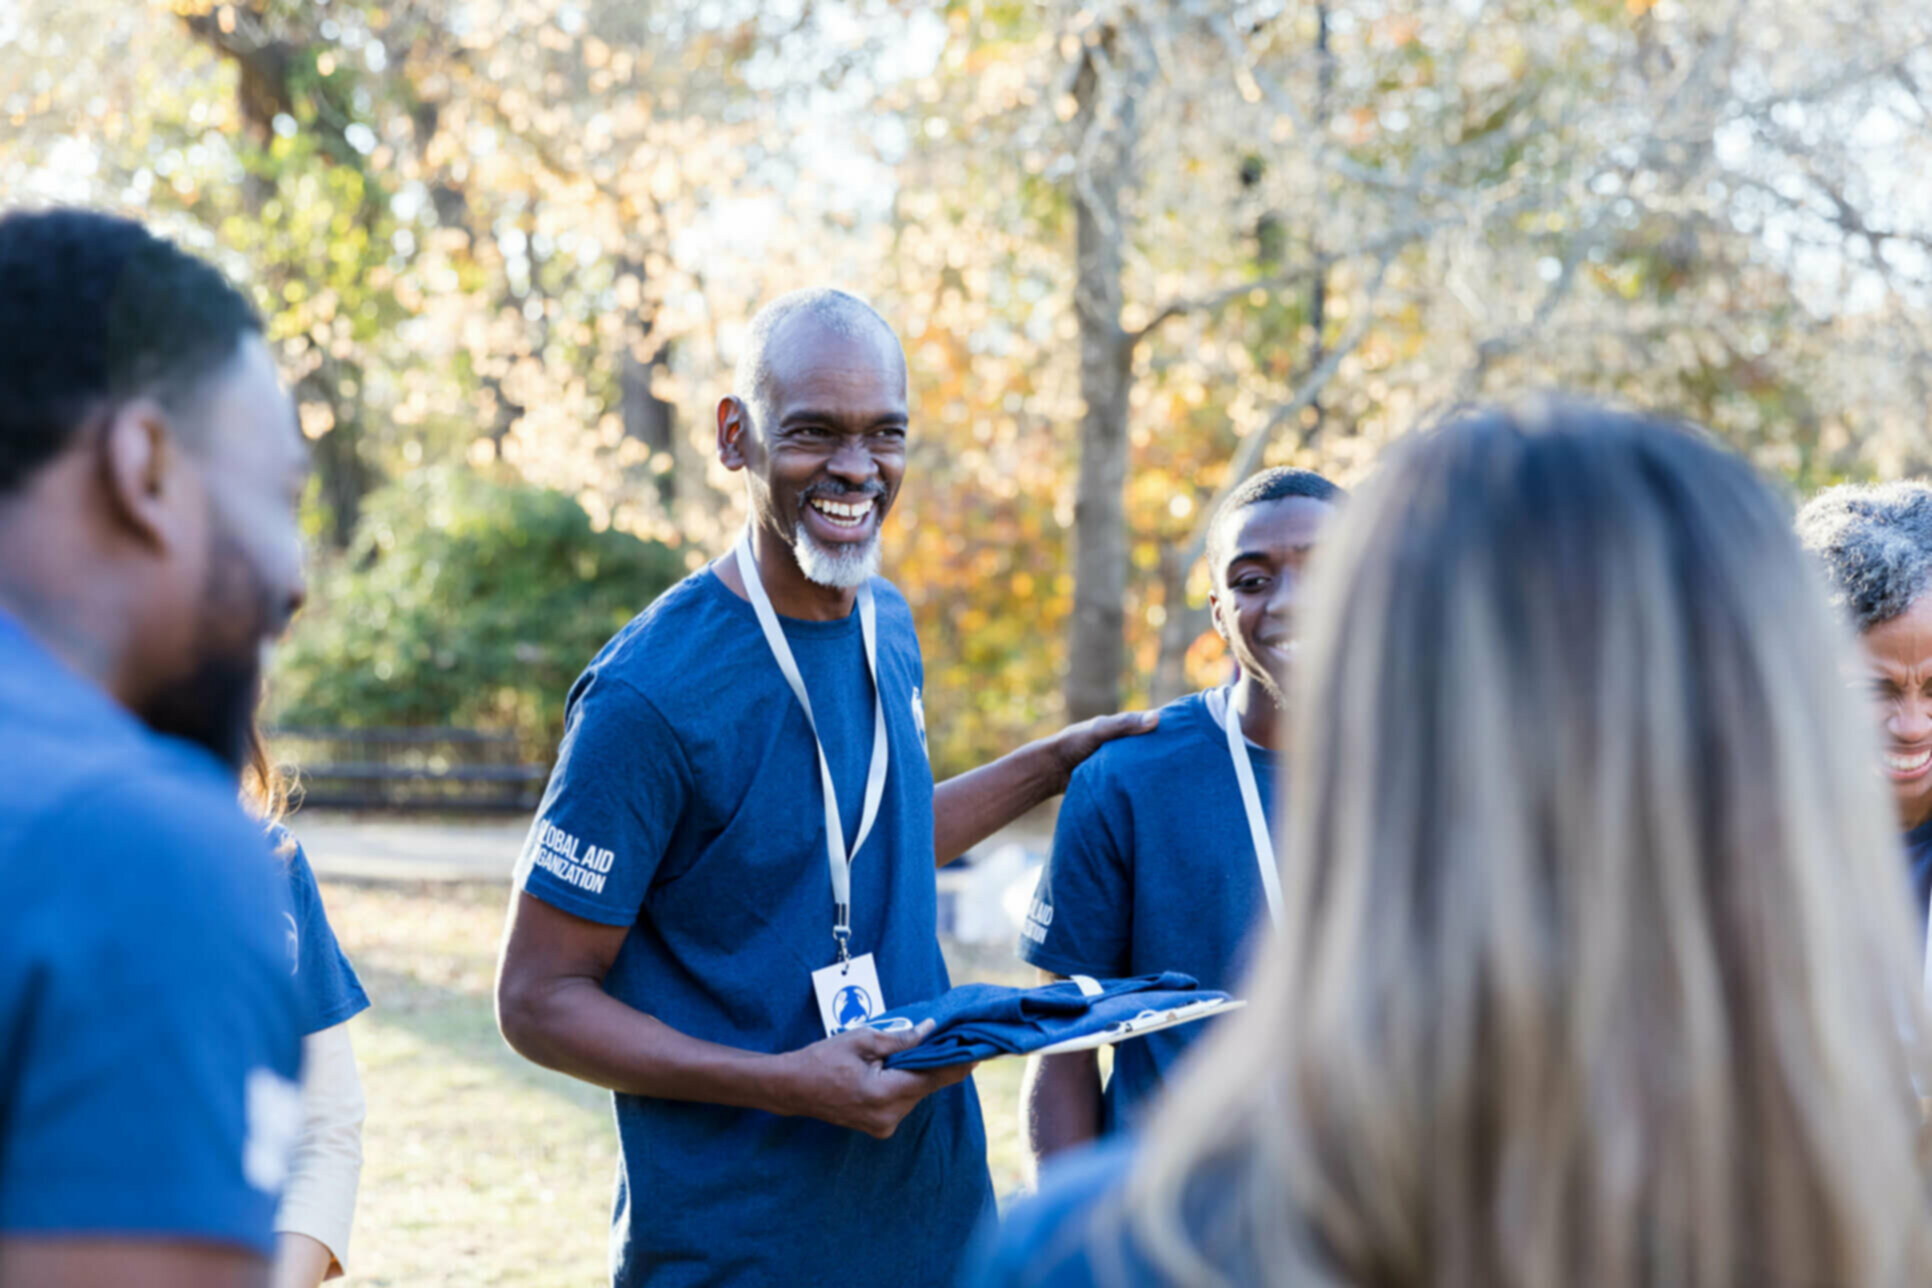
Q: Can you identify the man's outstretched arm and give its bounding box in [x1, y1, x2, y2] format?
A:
[495, 891, 972, 1139]
[932, 710, 1157, 867]
[1020, 972, 1106, 1174]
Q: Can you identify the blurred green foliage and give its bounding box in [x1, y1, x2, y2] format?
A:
[268, 468, 682, 751]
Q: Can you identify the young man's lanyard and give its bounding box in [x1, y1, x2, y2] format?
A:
[733, 532, 889, 966]
[1221, 686, 1285, 929]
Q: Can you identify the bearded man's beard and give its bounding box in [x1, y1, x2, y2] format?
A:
[141, 525, 275, 773]
[794, 524, 882, 589]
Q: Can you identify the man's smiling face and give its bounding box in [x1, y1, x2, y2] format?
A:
[738, 315, 909, 590]
[1209, 495, 1335, 709]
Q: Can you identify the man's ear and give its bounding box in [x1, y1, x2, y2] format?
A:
[99, 399, 194, 552]
[1208, 587, 1230, 643]
[717, 396, 751, 472]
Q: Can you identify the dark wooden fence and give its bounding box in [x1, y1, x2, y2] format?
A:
[265, 727, 549, 813]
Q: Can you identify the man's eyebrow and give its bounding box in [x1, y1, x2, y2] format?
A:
[1226, 543, 1316, 566]
[778, 408, 909, 427]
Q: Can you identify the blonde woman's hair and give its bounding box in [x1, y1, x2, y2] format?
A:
[241, 720, 298, 859]
[1117, 401, 1932, 1287]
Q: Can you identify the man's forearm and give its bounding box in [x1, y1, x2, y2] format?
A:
[933, 738, 1067, 867]
[1022, 1048, 1105, 1172]
[498, 975, 802, 1115]
[933, 710, 1159, 867]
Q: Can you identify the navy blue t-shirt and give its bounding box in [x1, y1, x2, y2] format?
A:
[965, 1138, 1281, 1288]
[517, 567, 992, 1288]
[876, 973, 1216, 1070]
[962, 1138, 1144, 1288]
[1907, 818, 1932, 935]
[270, 826, 370, 1036]
[1021, 689, 1276, 1133]
[0, 611, 304, 1254]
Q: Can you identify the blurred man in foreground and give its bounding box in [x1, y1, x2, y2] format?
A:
[0, 208, 310, 1288]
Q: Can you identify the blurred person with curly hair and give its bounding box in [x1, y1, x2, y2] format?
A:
[1797, 481, 1932, 941]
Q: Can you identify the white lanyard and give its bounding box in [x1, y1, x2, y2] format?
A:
[1221, 687, 1284, 929]
[734, 532, 890, 964]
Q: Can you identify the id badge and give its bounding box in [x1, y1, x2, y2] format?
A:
[812, 953, 886, 1038]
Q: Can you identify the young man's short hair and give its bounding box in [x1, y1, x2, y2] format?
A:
[1204, 467, 1344, 582]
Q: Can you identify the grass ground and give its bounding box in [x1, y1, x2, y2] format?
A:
[322, 879, 1035, 1286]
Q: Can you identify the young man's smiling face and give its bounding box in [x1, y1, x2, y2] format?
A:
[1209, 494, 1336, 709]
[732, 314, 909, 590]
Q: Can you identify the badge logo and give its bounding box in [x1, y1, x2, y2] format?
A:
[910, 687, 928, 754]
[834, 984, 877, 1031]
[284, 912, 300, 976]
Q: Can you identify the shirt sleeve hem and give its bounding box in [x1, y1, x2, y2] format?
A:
[305, 991, 371, 1034]
[1018, 943, 1122, 980]
[274, 1208, 350, 1272]
[518, 877, 639, 927]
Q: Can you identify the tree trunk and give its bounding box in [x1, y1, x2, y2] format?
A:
[184, 6, 376, 548]
[620, 340, 676, 504]
[1065, 32, 1138, 723]
[1150, 546, 1214, 705]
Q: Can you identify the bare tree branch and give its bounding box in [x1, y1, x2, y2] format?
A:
[1130, 216, 1445, 343]
[1171, 254, 1392, 576]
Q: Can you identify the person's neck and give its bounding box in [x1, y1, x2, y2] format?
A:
[1230, 672, 1282, 750]
[1904, 793, 1932, 836]
[726, 523, 857, 622]
[0, 562, 133, 706]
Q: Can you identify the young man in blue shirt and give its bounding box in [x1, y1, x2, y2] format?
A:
[1021, 467, 1342, 1163]
[0, 210, 312, 1286]
[494, 288, 1154, 1287]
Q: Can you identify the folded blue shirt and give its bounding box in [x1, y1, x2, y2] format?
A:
[875, 973, 1229, 1070]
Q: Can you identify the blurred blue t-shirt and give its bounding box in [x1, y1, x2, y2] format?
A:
[965, 1138, 1279, 1288]
[269, 826, 369, 1036]
[0, 610, 304, 1254]
[962, 1138, 1143, 1288]
[1907, 817, 1932, 934]
[1020, 688, 1276, 1133]
[516, 567, 992, 1288]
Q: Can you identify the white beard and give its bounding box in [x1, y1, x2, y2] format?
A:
[794, 525, 882, 589]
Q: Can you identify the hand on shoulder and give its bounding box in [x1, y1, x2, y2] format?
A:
[1046, 709, 1161, 788]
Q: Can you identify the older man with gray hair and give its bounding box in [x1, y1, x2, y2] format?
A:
[1797, 480, 1932, 934]
[494, 287, 1154, 1287]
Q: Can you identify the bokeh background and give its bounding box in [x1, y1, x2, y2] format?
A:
[6, 0, 1929, 772]
[5, 2, 1931, 1282]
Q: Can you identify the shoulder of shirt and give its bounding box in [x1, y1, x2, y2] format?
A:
[867, 574, 912, 616]
[21, 721, 245, 838]
[867, 576, 922, 648]
[0, 633, 277, 907]
[1067, 690, 1220, 794]
[983, 1137, 1137, 1286]
[20, 746, 281, 920]
[269, 824, 318, 890]
[570, 568, 734, 697]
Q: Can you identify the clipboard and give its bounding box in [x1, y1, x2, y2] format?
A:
[1024, 996, 1247, 1056]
